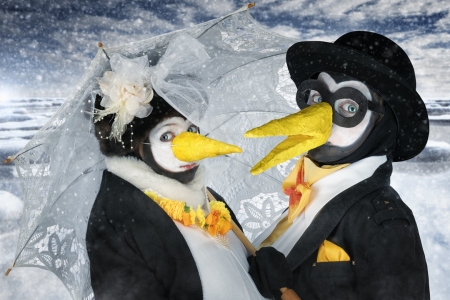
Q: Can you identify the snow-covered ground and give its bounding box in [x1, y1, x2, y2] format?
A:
[1, 98, 450, 299]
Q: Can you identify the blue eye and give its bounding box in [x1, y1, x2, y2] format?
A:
[160, 132, 175, 142]
[187, 125, 198, 133]
[347, 105, 357, 113]
[306, 90, 322, 105]
[312, 95, 322, 103]
[334, 99, 359, 118]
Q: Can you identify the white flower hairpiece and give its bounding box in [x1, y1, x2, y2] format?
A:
[94, 34, 211, 142]
[94, 54, 154, 141]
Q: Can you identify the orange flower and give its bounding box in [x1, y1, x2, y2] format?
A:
[207, 210, 221, 225]
[207, 224, 217, 236]
[181, 203, 197, 226]
[206, 210, 221, 236]
[218, 219, 232, 235]
[182, 212, 191, 226]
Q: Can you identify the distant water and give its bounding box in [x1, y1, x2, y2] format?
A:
[426, 100, 450, 124]
[0, 98, 64, 198]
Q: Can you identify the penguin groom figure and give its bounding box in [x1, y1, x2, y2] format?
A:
[246, 31, 430, 300]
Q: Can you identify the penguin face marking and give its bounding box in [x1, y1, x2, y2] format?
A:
[317, 72, 373, 147]
[319, 72, 372, 99]
[145, 117, 200, 173]
[302, 72, 382, 163]
[297, 72, 373, 128]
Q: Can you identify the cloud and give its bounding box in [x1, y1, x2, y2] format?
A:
[185, 0, 237, 17]
[255, 0, 449, 23]
[251, 0, 449, 100]
[1, 0, 449, 99]
[392, 31, 450, 99]
[436, 10, 450, 31]
[269, 23, 450, 100]
[1, 1, 203, 97]
[269, 25, 302, 39]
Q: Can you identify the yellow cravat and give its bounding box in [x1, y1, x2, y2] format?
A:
[283, 156, 349, 223]
[258, 156, 349, 248]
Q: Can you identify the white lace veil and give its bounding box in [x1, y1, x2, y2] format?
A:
[10, 6, 299, 300]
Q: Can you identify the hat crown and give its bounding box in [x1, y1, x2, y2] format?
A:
[334, 31, 416, 89]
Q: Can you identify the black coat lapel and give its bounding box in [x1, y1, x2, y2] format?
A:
[101, 171, 203, 297]
[286, 159, 392, 270]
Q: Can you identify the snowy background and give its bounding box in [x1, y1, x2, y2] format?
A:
[1, 0, 449, 299]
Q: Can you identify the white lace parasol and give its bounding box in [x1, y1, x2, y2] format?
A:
[8, 4, 299, 300]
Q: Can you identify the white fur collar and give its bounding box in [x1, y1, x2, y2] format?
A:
[105, 156, 208, 209]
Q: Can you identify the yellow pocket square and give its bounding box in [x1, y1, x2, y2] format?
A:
[317, 240, 350, 262]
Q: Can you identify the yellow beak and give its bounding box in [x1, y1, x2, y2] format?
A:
[244, 102, 333, 175]
[172, 131, 243, 162]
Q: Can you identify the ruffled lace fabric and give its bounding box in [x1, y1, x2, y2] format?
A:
[95, 33, 212, 140]
[96, 54, 154, 140]
[149, 33, 211, 127]
[11, 6, 298, 300]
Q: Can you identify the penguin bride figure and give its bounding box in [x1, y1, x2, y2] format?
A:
[86, 35, 268, 300]
[245, 31, 429, 300]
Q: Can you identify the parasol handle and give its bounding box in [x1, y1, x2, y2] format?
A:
[231, 219, 257, 256]
[206, 190, 301, 300]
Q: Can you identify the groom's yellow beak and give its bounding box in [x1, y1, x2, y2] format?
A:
[172, 132, 242, 162]
[244, 102, 333, 175]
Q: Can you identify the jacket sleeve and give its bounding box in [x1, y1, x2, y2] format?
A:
[359, 218, 429, 300]
[125, 211, 172, 299]
[89, 189, 172, 300]
[247, 247, 294, 298]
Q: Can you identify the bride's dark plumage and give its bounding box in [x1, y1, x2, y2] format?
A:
[87, 88, 265, 299]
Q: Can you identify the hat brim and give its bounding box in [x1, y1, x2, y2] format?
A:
[286, 41, 429, 162]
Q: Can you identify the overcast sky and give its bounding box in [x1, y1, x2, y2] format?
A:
[1, 0, 449, 100]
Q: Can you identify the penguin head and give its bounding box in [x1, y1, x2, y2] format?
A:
[95, 93, 242, 183]
[245, 31, 428, 175]
[300, 72, 385, 164]
[139, 114, 202, 184]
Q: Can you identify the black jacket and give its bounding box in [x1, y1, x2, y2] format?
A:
[277, 159, 429, 300]
[86, 170, 240, 300]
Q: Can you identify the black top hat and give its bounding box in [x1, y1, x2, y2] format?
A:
[286, 31, 429, 162]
